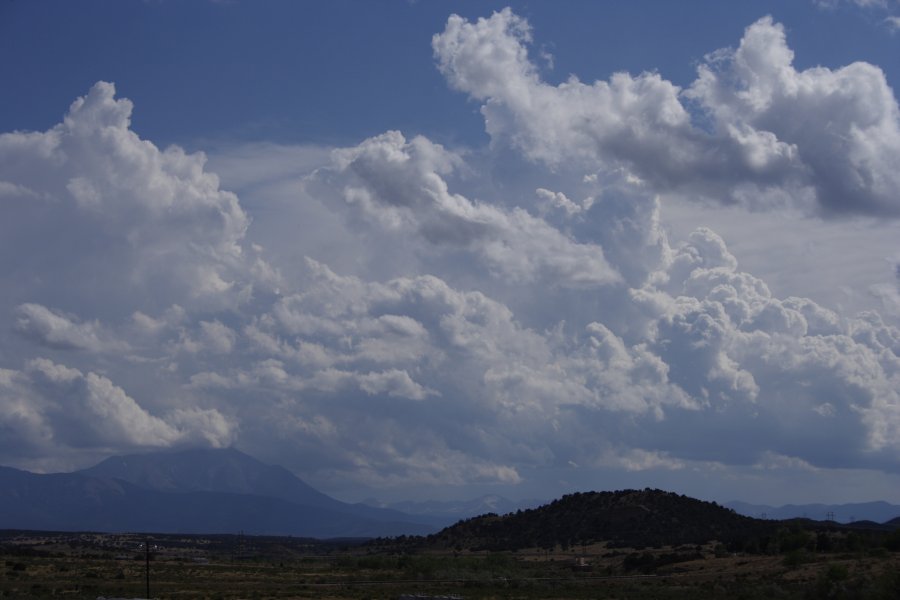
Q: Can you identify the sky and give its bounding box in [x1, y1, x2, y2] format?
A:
[1, 0, 900, 507]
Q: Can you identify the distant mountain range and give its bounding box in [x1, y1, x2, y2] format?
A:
[725, 500, 900, 524]
[0, 447, 441, 538]
[2, 448, 898, 540]
[374, 495, 900, 528]
[365, 494, 543, 522]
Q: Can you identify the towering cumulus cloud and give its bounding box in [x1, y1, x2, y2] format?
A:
[313, 130, 622, 287]
[0, 82, 249, 467]
[0, 82, 264, 315]
[0, 12, 898, 502]
[434, 9, 900, 216]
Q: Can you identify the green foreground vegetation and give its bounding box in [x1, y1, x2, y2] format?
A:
[2, 528, 899, 599]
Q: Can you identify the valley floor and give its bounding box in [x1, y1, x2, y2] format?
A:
[1, 531, 898, 599]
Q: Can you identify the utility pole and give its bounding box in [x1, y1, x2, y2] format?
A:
[145, 537, 150, 599]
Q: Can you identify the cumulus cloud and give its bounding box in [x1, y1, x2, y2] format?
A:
[688, 16, 900, 216]
[815, 0, 887, 8]
[630, 228, 900, 468]
[815, 0, 895, 9]
[433, 10, 900, 216]
[0, 358, 235, 465]
[0, 15, 898, 502]
[0, 81, 274, 318]
[814, 1, 900, 34]
[434, 10, 703, 181]
[14, 303, 125, 352]
[535, 187, 585, 216]
[0, 81, 264, 467]
[314, 130, 621, 287]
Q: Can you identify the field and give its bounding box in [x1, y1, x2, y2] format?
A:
[2, 530, 898, 599]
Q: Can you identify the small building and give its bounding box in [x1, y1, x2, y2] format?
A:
[572, 556, 592, 571]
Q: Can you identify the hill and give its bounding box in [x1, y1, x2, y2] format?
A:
[426, 489, 773, 551]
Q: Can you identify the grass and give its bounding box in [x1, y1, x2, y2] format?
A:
[1, 531, 898, 599]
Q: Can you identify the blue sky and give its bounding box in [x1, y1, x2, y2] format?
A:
[4, 0, 898, 147]
[1, 0, 900, 508]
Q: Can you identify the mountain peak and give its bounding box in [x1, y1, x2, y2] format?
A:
[81, 446, 333, 505]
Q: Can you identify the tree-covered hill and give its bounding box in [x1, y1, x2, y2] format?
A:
[427, 488, 775, 551]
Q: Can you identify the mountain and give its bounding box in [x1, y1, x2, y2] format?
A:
[8, 449, 896, 541]
[426, 489, 774, 551]
[82, 447, 444, 529]
[0, 448, 439, 537]
[82, 447, 337, 507]
[364, 494, 544, 526]
[82, 447, 441, 529]
[0, 466, 427, 537]
[726, 500, 900, 524]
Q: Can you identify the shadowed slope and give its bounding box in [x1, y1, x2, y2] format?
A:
[428, 489, 773, 550]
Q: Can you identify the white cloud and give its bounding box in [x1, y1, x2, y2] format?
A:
[198, 320, 237, 354]
[0, 358, 234, 463]
[815, 0, 890, 10]
[0, 13, 898, 503]
[14, 303, 125, 352]
[535, 187, 584, 216]
[435, 10, 699, 178]
[433, 10, 900, 217]
[630, 228, 900, 468]
[594, 447, 686, 472]
[315, 130, 621, 287]
[813, 0, 900, 34]
[688, 16, 900, 216]
[0, 81, 273, 319]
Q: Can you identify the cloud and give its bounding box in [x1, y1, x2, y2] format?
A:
[0, 15, 898, 503]
[314, 130, 621, 287]
[535, 188, 585, 216]
[0, 81, 264, 468]
[434, 10, 701, 178]
[815, 0, 888, 8]
[0, 358, 235, 464]
[594, 447, 686, 472]
[0, 81, 274, 319]
[433, 10, 900, 216]
[688, 16, 900, 216]
[190, 320, 237, 355]
[14, 303, 126, 352]
[629, 229, 900, 468]
[813, 0, 900, 34]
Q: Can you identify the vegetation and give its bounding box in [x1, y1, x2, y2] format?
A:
[425, 489, 772, 551]
[2, 488, 898, 598]
[2, 530, 899, 599]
